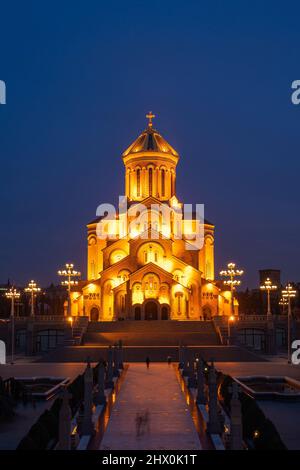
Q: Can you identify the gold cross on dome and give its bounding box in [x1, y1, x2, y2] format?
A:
[146, 111, 155, 127]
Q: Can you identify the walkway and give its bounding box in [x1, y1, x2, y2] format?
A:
[99, 363, 201, 450]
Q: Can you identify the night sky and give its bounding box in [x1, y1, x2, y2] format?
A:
[0, 1, 299, 289]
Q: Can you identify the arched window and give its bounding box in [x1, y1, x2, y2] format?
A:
[120, 295, 125, 312]
[161, 169, 165, 197]
[137, 169, 141, 197]
[171, 171, 174, 196]
[149, 168, 153, 195]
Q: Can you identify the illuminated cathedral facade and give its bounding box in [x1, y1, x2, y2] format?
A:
[70, 114, 234, 321]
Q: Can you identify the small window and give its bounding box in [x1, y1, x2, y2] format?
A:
[137, 169, 141, 197]
[161, 169, 165, 196]
[149, 168, 153, 195]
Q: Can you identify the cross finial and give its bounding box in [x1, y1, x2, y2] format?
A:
[146, 111, 155, 127]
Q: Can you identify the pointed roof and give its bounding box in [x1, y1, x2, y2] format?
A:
[122, 113, 179, 158]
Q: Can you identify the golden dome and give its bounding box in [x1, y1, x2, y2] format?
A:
[122, 113, 179, 158]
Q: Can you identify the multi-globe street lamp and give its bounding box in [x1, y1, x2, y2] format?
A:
[25, 280, 41, 317]
[279, 297, 288, 314]
[220, 262, 244, 317]
[260, 278, 277, 317]
[5, 287, 20, 364]
[58, 263, 81, 317]
[282, 283, 297, 364]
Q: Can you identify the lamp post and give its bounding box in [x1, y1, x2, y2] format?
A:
[5, 287, 20, 364]
[227, 315, 235, 345]
[68, 316, 74, 338]
[279, 297, 288, 315]
[25, 280, 41, 317]
[282, 283, 297, 364]
[220, 262, 244, 317]
[58, 263, 81, 317]
[260, 278, 277, 317]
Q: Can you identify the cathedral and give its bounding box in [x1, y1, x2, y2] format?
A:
[70, 114, 234, 321]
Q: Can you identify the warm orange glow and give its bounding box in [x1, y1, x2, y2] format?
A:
[78, 115, 235, 321]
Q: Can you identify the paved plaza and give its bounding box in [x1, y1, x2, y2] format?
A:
[99, 363, 201, 450]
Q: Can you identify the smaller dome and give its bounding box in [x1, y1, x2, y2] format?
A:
[122, 114, 179, 158]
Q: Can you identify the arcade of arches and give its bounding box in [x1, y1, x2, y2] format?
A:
[70, 116, 237, 321]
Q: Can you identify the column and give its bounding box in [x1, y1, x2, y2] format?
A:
[105, 346, 114, 389]
[142, 167, 146, 197]
[229, 382, 243, 450]
[196, 359, 207, 404]
[58, 386, 72, 450]
[82, 359, 94, 435]
[113, 343, 120, 377]
[207, 362, 222, 434]
[93, 362, 106, 406]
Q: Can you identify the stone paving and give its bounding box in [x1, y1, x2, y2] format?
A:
[99, 363, 202, 450]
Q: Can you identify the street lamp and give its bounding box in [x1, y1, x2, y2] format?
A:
[220, 262, 244, 317]
[282, 283, 297, 364]
[279, 297, 288, 315]
[68, 316, 74, 338]
[260, 278, 277, 317]
[58, 263, 81, 317]
[227, 315, 235, 345]
[5, 287, 20, 364]
[25, 280, 41, 317]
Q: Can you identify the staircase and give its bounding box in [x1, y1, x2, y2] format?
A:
[84, 320, 220, 346]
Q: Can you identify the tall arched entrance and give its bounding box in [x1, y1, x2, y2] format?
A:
[134, 305, 142, 320]
[202, 306, 212, 321]
[161, 305, 170, 320]
[90, 307, 99, 322]
[145, 301, 158, 320]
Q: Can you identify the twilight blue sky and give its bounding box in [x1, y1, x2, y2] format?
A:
[0, 0, 299, 288]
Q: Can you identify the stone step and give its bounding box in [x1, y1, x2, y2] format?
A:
[87, 320, 216, 333]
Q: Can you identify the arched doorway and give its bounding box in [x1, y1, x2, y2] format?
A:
[90, 307, 99, 322]
[161, 305, 169, 320]
[202, 306, 212, 321]
[134, 306, 142, 320]
[145, 301, 158, 320]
